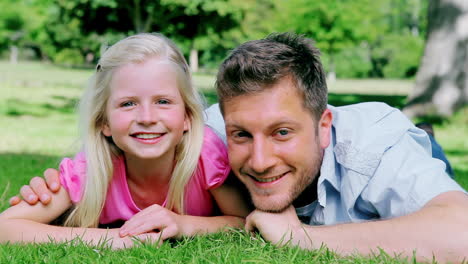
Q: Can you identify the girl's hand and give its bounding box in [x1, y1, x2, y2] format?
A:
[119, 204, 188, 241]
[109, 229, 165, 249]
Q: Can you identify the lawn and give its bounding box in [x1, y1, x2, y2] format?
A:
[0, 61, 467, 263]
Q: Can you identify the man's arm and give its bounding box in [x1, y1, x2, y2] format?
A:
[1, 186, 157, 248]
[9, 168, 61, 206]
[246, 191, 468, 263]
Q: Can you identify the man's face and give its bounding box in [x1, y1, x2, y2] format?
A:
[223, 77, 332, 212]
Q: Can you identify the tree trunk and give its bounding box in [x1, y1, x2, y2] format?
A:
[327, 54, 336, 84]
[131, 0, 143, 32]
[10, 45, 18, 64]
[404, 0, 468, 117]
[189, 47, 199, 73]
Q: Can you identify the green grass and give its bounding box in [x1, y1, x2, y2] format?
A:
[0, 231, 414, 264]
[1, 61, 467, 263]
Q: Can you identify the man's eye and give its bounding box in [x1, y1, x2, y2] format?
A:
[234, 131, 251, 138]
[121, 101, 135, 107]
[275, 129, 290, 137]
[157, 99, 170, 104]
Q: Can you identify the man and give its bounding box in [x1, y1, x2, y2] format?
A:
[11, 33, 468, 262]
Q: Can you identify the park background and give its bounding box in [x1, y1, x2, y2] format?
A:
[0, 0, 467, 263]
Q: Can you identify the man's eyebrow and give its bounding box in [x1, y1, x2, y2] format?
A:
[225, 123, 245, 129]
[267, 119, 301, 128]
[225, 119, 301, 130]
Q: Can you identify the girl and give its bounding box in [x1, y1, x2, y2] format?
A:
[0, 33, 249, 248]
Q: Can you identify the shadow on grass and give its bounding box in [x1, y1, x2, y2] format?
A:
[5, 96, 79, 117]
[201, 90, 408, 109]
[454, 167, 468, 190]
[328, 93, 407, 109]
[445, 149, 468, 156]
[201, 90, 461, 129]
[0, 152, 62, 210]
[202, 90, 461, 128]
[412, 115, 448, 126]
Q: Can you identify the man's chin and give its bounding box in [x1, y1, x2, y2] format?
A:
[252, 196, 293, 213]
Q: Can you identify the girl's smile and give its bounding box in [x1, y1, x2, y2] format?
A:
[131, 132, 165, 144]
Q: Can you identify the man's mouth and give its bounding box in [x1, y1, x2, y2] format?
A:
[248, 172, 287, 183]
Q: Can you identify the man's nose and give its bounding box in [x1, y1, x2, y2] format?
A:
[248, 137, 276, 174]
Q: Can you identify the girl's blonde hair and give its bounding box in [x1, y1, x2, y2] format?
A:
[64, 33, 205, 227]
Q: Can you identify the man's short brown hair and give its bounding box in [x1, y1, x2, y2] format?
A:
[216, 32, 328, 120]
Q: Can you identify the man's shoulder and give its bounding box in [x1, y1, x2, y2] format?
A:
[329, 102, 414, 141]
[329, 102, 406, 127]
[204, 103, 227, 144]
[326, 102, 423, 176]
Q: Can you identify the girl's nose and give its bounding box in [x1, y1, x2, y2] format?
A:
[136, 105, 158, 125]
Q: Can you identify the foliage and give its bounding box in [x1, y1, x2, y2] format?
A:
[266, 0, 383, 76]
[28, 0, 248, 66]
[271, 0, 382, 53]
[323, 45, 372, 78]
[370, 33, 424, 78]
[0, 0, 432, 78]
[0, 0, 42, 57]
[53, 48, 85, 67]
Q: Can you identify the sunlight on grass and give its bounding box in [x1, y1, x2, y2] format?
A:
[0, 231, 415, 264]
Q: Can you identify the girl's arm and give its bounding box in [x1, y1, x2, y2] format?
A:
[0, 187, 144, 248]
[119, 173, 251, 239]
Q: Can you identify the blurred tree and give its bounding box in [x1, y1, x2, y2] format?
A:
[386, 0, 427, 37]
[0, 0, 48, 63]
[269, 0, 385, 81]
[368, 0, 427, 78]
[404, 0, 468, 117]
[260, 0, 429, 79]
[160, 0, 246, 72]
[40, 0, 246, 70]
[192, 0, 273, 69]
[1, 10, 24, 63]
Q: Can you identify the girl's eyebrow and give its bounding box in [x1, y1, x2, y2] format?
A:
[112, 96, 137, 101]
[112, 93, 180, 101]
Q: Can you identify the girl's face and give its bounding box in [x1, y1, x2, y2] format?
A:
[102, 57, 189, 163]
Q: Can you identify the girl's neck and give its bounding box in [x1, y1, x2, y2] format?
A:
[124, 150, 176, 186]
[124, 150, 176, 209]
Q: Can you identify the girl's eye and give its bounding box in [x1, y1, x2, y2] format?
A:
[121, 101, 135, 107]
[157, 99, 170, 105]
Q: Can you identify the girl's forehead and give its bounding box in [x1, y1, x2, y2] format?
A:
[110, 60, 181, 85]
[108, 82, 183, 98]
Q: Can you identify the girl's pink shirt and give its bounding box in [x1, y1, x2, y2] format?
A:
[59, 126, 230, 224]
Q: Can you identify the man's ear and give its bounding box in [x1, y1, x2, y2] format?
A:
[318, 109, 333, 149]
[102, 123, 112, 137]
